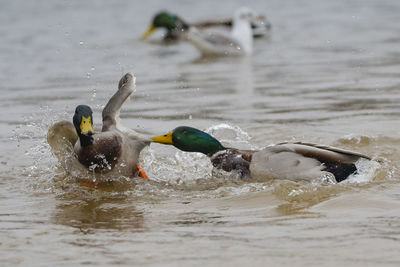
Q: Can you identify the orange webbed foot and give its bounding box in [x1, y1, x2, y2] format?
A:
[136, 164, 148, 179]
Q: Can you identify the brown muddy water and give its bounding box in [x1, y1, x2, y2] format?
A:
[1, 0, 400, 266]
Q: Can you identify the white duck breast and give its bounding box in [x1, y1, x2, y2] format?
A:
[249, 142, 371, 182]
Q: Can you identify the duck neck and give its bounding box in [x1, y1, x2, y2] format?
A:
[78, 133, 93, 147]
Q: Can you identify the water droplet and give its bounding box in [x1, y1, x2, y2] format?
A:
[91, 88, 96, 99]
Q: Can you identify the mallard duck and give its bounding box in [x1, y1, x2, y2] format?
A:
[142, 8, 260, 56]
[151, 126, 372, 183]
[47, 73, 150, 178]
[142, 9, 270, 41]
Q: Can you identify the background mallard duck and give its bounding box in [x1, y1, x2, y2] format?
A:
[142, 9, 271, 42]
[142, 8, 269, 56]
[47, 73, 150, 179]
[151, 126, 372, 183]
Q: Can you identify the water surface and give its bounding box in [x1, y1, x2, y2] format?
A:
[1, 0, 400, 266]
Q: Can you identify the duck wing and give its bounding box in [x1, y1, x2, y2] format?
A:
[192, 18, 232, 29]
[47, 120, 78, 160]
[101, 73, 135, 132]
[193, 14, 271, 38]
[275, 142, 371, 163]
[101, 72, 150, 142]
[250, 143, 370, 182]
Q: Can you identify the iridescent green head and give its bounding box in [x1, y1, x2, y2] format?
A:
[142, 11, 188, 39]
[151, 126, 226, 156]
[153, 11, 179, 30]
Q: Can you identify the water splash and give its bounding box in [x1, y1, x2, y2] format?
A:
[140, 146, 214, 187]
[344, 158, 380, 184]
[206, 123, 257, 150]
[11, 106, 63, 191]
[17, 115, 387, 205]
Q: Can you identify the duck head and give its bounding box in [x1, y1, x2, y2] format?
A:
[73, 105, 94, 147]
[142, 11, 188, 39]
[151, 126, 226, 157]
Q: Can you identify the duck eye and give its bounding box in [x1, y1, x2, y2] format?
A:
[164, 134, 167, 137]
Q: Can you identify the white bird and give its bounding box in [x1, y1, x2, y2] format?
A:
[183, 7, 255, 57]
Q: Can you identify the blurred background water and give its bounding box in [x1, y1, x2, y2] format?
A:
[1, 0, 400, 266]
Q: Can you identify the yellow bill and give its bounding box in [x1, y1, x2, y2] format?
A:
[80, 115, 94, 135]
[141, 24, 156, 40]
[151, 132, 173, 144]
